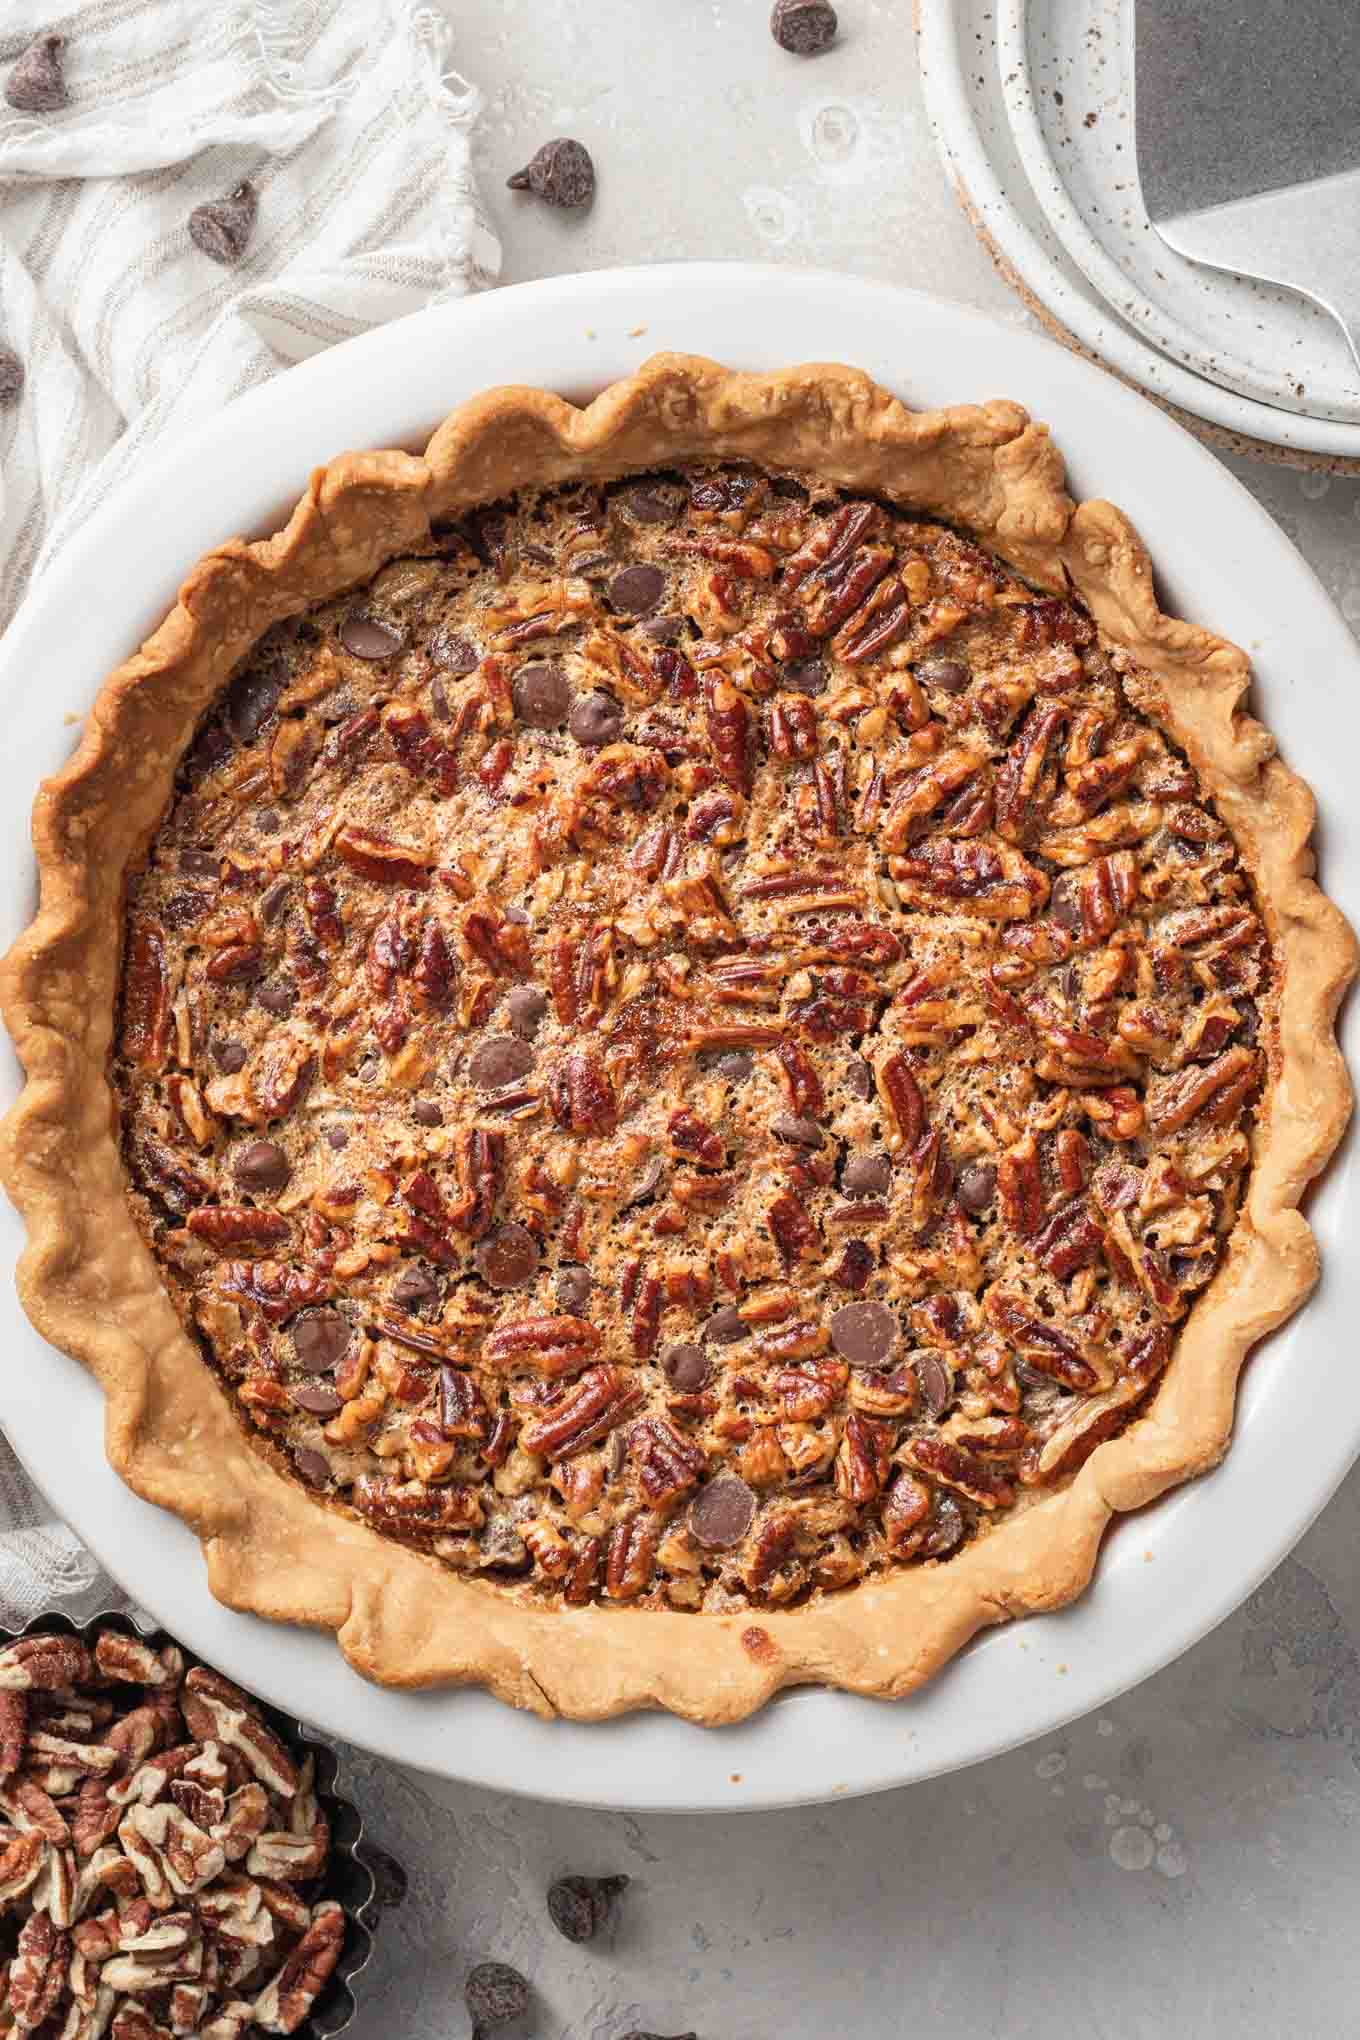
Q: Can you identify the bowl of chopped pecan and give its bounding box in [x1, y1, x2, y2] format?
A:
[0, 1611, 401, 2039]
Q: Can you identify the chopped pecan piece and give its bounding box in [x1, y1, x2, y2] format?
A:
[666, 1108, 726, 1170]
[875, 1052, 926, 1152]
[1146, 1046, 1261, 1134]
[604, 1510, 660, 1601]
[986, 1291, 1099, 1392]
[834, 1413, 894, 1502]
[253, 1900, 344, 2035]
[547, 1050, 616, 1134]
[775, 1040, 825, 1117]
[904, 1436, 1013, 1510]
[767, 1191, 819, 1265]
[122, 920, 172, 1070]
[704, 676, 752, 792]
[187, 1207, 289, 1250]
[334, 824, 432, 887]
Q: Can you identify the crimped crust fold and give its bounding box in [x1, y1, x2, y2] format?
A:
[0, 354, 1353, 1723]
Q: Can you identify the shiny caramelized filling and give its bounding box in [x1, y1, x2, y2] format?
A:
[115, 467, 1268, 1611]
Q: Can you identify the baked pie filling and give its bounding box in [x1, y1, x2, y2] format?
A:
[113, 466, 1270, 1616]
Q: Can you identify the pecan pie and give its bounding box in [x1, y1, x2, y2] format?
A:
[1, 358, 1353, 1722]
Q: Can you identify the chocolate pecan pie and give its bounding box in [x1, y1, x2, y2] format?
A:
[1, 358, 1353, 1721]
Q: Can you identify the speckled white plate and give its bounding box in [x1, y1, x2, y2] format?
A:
[917, 0, 1360, 462]
[0, 265, 1356, 1810]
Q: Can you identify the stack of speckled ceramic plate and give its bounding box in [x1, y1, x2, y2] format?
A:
[917, 0, 1360, 468]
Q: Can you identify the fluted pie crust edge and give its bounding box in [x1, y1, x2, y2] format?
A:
[1, 355, 1354, 1723]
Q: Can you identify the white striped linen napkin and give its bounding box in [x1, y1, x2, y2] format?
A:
[0, 0, 501, 1625]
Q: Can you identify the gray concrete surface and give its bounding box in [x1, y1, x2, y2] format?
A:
[343, 6, 1360, 2034]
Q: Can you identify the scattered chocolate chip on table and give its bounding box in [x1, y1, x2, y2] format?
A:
[5, 31, 68, 113]
[770, 0, 839, 57]
[506, 137, 596, 209]
[546, 1871, 630, 1943]
[0, 346, 24, 408]
[187, 182, 259, 267]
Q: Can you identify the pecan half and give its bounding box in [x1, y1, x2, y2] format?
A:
[629, 1418, 707, 1504]
[482, 1316, 602, 1377]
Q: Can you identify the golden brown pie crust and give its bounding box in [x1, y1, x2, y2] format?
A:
[0, 355, 1354, 1722]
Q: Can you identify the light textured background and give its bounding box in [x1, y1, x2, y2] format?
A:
[341, 6, 1360, 2035]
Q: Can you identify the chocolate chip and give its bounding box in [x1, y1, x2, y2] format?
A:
[689, 1476, 757, 1550]
[392, 1265, 440, 1312]
[464, 1962, 531, 2030]
[161, 891, 208, 931]
[661, 1343, 710, 1392]
[623, 1156, 666, 1208]
[956, 1163, 996, 1214]
[411, 1098, 443, 1127]
[255, 976, 296, 1018]
[844, 1055, 874, 1100]
[478, 1519, 531, 1575]
[1234, 996, 1260, 1046]
[340, 610, 404, 660]
[429, 628, 478, 674]
[782, 657, 827, 695]
[178, 848, 220, 878]
[213, 1036, 247, 1074]
[188, 181, 257, 265]
[259, 880, 291, 927]
[292, 1310, 351, 1374]
[638, 612, 685, 644]
[290, 1383, 341, 1418]
[506, 137, 596, 208]
[608, 563, 666, 615]
[253, 809, 280, 838]
[771, 0, 838, 52]
[233, 1140, 290, 1195]
[503, 904, 530, 925]
[225, 669, 281, 742]
[0, 346, 24, 408]
[623, 486, 682, 525]
[703, 1305, 746, 1345]
[923, 1494, 965, 1558]
[830, 1299, 898, 1369]
[569, 689, 625, 749]
[512, 660, 572, 729]
[6, 33, 68, 114]
[294, 1448, 332, 1490]
[915, 1351, 954, 1418]
[477, 1223, 540, 1291]
[469, 1036, 534, 1089]
[717, 1050, 753, 1083]
[771, 1112, 825, 1150]
[1051, 878, 1081, 930]
[843, 1152, 891, 1197]
[429, 679, 450, 721]
[555, 1266, 593, 1312]
[915, 655, 970, 695]
[325, 1124, 350, 1150]
[546, 1874, 629, 1945]
[506, 985, 547, 1038]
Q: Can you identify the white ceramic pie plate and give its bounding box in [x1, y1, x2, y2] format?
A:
[0, 266, 1356, 1812]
